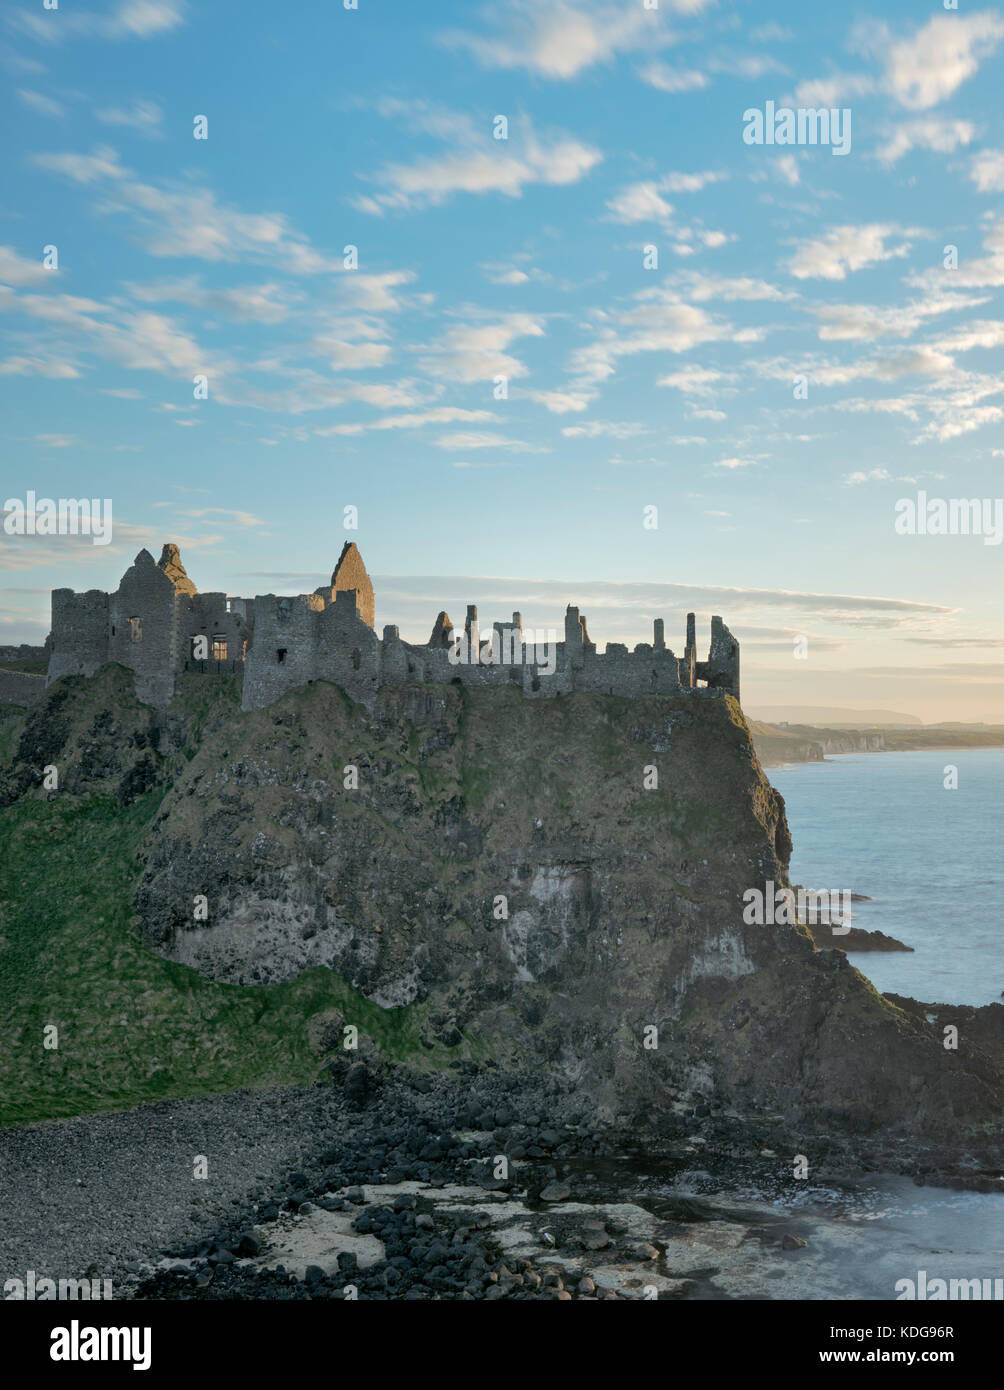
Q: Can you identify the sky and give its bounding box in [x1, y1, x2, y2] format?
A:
[1, 0, 1003, 721]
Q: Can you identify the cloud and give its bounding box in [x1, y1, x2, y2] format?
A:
[788, 224, 918, 281]
[433, 431, 548, 453]
[674, 272, 794, 303]
[789, 72, 876, 107]
[34, 432, 76, 447]
[355, 120, 602, 215]
[606, 180, 675, 227]
[713, 456, 754, 470]
[796, 13, 1004, 111]
[844, 468, 894, 485]
[34, 149, 344, 273]
[0, 354, 79, 378]
[0, 245, 55, 286]
[16, 87, 64, 117]
[338, 271, 418, 313]
[907, 218, 1004, 291]
[877, 12, 1004, 110]
[570, 288, 760, 387]
[528, 389, 594, 413]
[605, 171, 727, 228]
[313, 408, 498, 438]
[125, 276, 300, 323]
[94, 98, 164, 134]
[970, 150, 1004, 192]
[813, 292, 988, 342]
[418, 314, 545, 383]
[639, 62, 708, 93]
[656, 365, 725, 395]
[561, 420, 648, 438]
[13, 1, 187, 44]
[876, 117, 975, 166]
[33, 145, 126, 183]
[442, 0, 684, 81]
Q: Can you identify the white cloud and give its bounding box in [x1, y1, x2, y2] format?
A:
[95, 99, 163, 133]
[639, 62, 708, 93]
[657, 365, 725, 394]
[796, 13, 1004, 112]
[433, 431, 547, 453]
[419, 314, 545, 383]
[0, 355, 79, 378]
[713, 457, 754, 469]
[876, 118, 975, 166]
[16, 88, 64, 117]
[790, 72, 876, 107]
[442, 0, 686, 81]
[879, 12, 1004, 110]
[907, 218, 1004, 291]
[936, 319, 1004, 353]
[529, 389, 594, 413]
[970, 150, 1004, 193]
[0, 245, 55, 286]
[813, 292, 987, 342]
[788, 224, 917, 281]
[314, 408, 498, 438]
[355, 123, 602, 215]
[606, 180, 674, 226]
[561, 420, 648, 438]
[844, 468, 893, 485]
[660, 170, 727, 193]
[338, 271, 417, 313]
[34, 150, 343, 272]
[33, 145, 126, 183]
[605, 170, 727, 228]
[675, 272, 794, 303]
[14, 1, 187, 44]
[571, 290, 757, 387]
[125, 276, 300, 323]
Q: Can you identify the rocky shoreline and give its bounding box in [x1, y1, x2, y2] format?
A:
[4, 1056, 999, 1303]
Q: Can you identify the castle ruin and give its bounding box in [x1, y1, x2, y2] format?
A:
[45, 541, 740, 710]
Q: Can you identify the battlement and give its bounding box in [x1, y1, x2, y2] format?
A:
[45, 542, 740, 710]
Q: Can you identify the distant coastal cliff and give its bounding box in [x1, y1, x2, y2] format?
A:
[751, 721, 1004, 767]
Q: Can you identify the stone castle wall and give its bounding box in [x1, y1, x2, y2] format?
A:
[45, 541, 741, 712]
[0, 670, 46, 707]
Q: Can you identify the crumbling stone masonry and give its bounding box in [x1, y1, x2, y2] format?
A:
[46, 540, 740, 711]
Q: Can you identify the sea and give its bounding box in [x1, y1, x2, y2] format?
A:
[770, 748, 1004, 1007]
[623, 745, 1004, 1297]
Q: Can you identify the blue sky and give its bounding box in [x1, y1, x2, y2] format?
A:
[2, 0, 1004, 719]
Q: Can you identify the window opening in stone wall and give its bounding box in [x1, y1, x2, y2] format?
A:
[128, 616, 142, 642]
[277, 648, 287, 664]
[352, 648, 361, 670]
[212, 638, 228, 661]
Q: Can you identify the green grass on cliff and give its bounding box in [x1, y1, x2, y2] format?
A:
[0, 677, 467, 1126]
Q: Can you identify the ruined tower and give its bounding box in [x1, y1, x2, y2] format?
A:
[329, 541, 375, 629]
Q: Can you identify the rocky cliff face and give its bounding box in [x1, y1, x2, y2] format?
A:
[116, 676, 998, 1140]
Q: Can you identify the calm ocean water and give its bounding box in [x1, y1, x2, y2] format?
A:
[770, 748, 1004, 1007]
